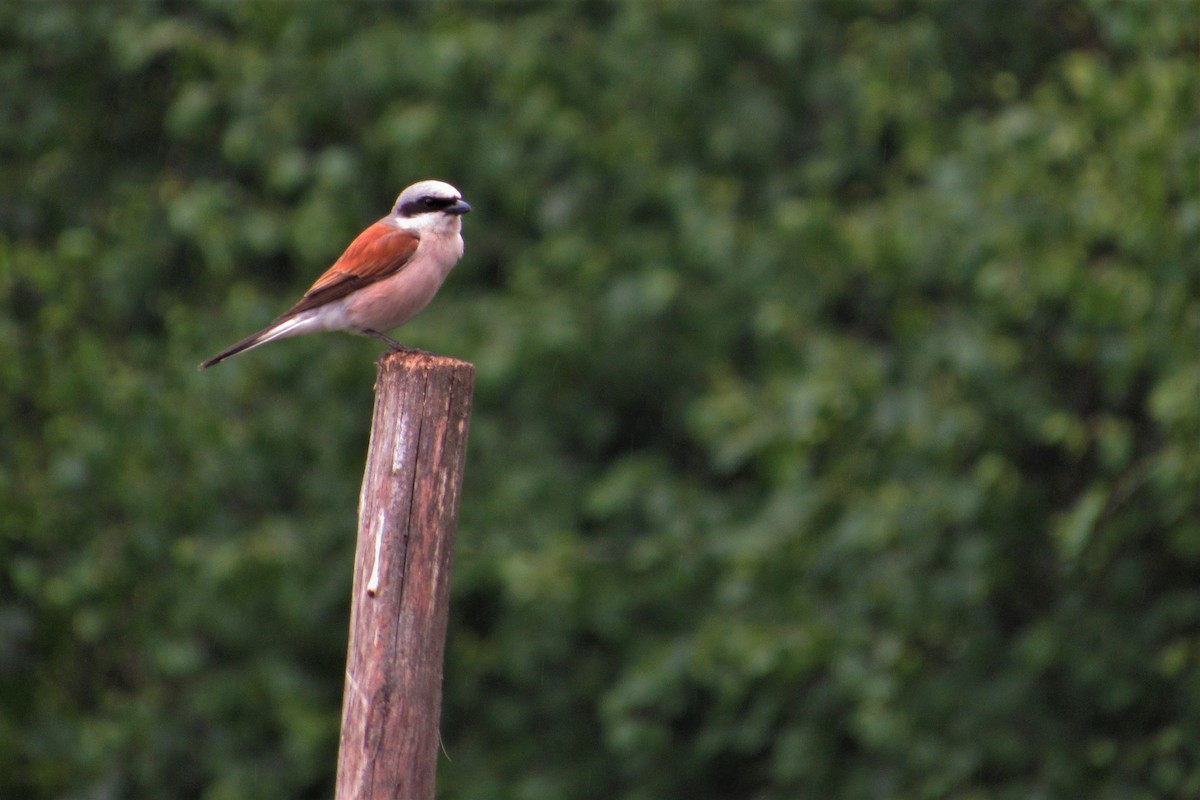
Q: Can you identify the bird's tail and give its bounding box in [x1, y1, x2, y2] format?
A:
[197, 315, 313, 370]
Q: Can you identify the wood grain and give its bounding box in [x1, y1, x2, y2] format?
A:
[335, 350, 475, 800]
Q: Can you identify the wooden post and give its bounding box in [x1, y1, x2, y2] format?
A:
[335, 351, 475, 800]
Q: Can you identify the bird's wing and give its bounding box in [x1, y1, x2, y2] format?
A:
[283, 221, 421, 316]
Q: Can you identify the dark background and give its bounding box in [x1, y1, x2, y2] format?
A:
[3, 2, 1200, 798]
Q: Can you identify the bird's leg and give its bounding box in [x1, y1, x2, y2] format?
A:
[363, 329, 432, 356]
[363, 329, 404, 348]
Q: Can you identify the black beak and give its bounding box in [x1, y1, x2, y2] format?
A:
[447, 199, 472, 215]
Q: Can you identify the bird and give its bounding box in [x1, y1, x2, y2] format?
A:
[198, 179, 471, 370]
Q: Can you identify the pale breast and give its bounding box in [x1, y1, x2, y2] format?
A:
[339, 229, 464, 333]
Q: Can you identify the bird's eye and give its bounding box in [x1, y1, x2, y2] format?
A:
[422, 196, 441, 209]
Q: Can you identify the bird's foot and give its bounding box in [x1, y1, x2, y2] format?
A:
[364, 329, 433, 356]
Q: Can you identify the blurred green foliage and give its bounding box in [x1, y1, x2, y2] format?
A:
[3, 1, 1200, 798]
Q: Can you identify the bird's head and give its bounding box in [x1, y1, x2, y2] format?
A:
[392, 180, 471, 231]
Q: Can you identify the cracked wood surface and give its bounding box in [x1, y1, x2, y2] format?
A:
[335, 351, 475, 800]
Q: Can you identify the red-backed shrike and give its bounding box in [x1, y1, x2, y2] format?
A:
[199, 180, 470, 369]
